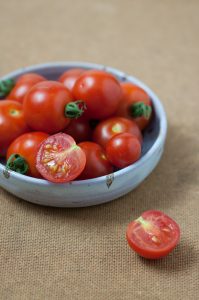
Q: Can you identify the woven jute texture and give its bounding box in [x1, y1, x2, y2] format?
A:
[0, 1, 199, 299]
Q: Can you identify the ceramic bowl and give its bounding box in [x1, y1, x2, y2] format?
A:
[0, 62, 167, 207]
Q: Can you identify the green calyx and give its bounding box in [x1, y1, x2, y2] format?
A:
[130, 102, 152, 119]
[6, 154, 29, 175]
[65, 100, 87, 119]
[0, 79, 15, 98]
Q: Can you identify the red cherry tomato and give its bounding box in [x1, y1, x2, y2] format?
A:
[6, 132, 49, 178]
[23, 81, 77, 134]
[63, 118, 92, 143]
[73, 70, 122, 119]
[106, 133, 141, 168]
[78, 141, 113, 180]
[58, 68, 85, 94]
[0, 100, 29, 156]
[36, 133, 86, 183]
[126, 210, 180, 259]
[93, 117, 142, 148]
[115, 83, 152, 130]
[7, 73, 46, 104]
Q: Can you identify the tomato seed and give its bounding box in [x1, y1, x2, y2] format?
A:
[151, 236, 161, 244]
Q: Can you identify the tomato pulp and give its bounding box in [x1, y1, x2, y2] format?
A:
[126, 210, 180, 259]
[36, 133, 86, 183]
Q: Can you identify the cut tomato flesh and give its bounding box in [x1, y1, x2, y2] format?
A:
[126, 210, 180, 259]
[36, 133, 86, 183]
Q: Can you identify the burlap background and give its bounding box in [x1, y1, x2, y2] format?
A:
[0, 0, 198, 299]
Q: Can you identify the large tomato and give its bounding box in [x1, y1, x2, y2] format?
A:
[116, 83, 152, 130]
[93, 117, 142, 148]
[73, 70, 122, 119]
[23, 81, 85, 134]
[6, 132, 49, 178]
[58, 68, 85, 94]
[106, 133, 141, 168]
[126, 210, 180, 259]
[7, 73, 46, 104]
[0, 100, 29, 156]
[36, 133, 86, 183]
[78, 141, 113, 179]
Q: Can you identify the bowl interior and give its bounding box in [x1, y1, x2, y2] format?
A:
[0, 63, 160, 168]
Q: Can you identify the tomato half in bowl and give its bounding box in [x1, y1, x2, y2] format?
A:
[36, 133, 86, 183]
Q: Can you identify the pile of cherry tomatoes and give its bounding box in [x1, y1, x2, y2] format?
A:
[0, 68, 152, 183]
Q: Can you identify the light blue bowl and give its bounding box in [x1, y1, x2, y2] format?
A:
[0, 62, 167, 207]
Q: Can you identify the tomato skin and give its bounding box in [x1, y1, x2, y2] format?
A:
[115, 83, 152, 130]
[23, 81, 72, 134]
[93, 117, 142, 148]
[0, 100, 29, 156]
[106, 133, 141, 168]
[36, 133, 86, 183]
[73, 70, 122, 119]
[126, 210, 180, 259]
[63, 118, 92, 143]
[58, 68, 85, 94]
[7, 73, 46, 104]
[78, 141, 113, 179]
[6, 132, 49, 178]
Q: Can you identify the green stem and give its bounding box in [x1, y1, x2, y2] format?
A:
[0, 79, 15, 98]
[65, 100, 87, 119]
[6, 154, 29, 175]
[129, 102, 152, 119]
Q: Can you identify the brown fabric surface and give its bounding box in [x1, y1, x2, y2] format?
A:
[0, 0, 199, 299]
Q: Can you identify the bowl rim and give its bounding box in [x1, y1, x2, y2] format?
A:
[0, 61, 167, 187]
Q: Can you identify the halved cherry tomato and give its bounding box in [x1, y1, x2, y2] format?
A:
[73, 70, 122, 119]
[23, 81, 85, 134]
[36, 133, 86, 183]
[93, 117, 142, 148]
[7, 73, 46, 104]
[115, 83, 152, 130]
[0, 100, 29, 156]
[6, 132, 49, 178]
[78, 141, 113, 180]
[58, 68, 85, 94]
[64, 118, 92, 143]
[106, 133, 141, 168]
[126, 210, 180, 259]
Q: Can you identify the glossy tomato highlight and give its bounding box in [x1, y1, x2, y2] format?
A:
[7, 132, 49, 178]
[0, 100, 29, 156]
[23, 81, 82, 134]
[78, 141, 113, 179]
[7, 73, 46, 104]
[93, 117, 142, 148]
[73, 70, 122, 119]
[106, 133, 141, 168]
[58, 68, 85, 94]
